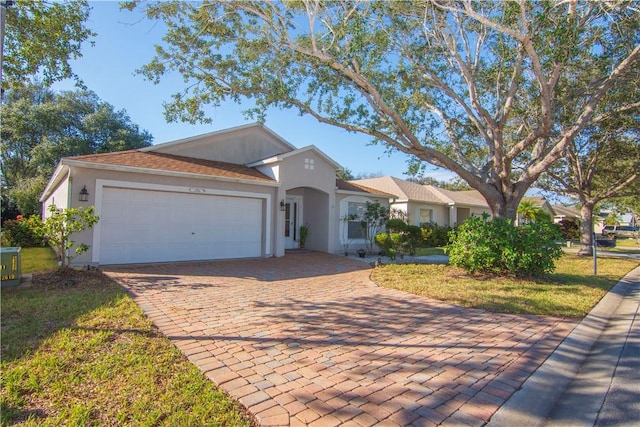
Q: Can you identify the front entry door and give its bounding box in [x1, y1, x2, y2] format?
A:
[284, 197, 299, 249]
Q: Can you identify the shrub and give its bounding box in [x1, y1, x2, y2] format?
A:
[405, 225, 422, 256]
[420, 222, 452, 247]
[386, 218, 407, 233]
[1, 215, 46, 247]
[446, 214, 563, 278]
[374, 232, 403, 260]
[558, 219, 580, 241]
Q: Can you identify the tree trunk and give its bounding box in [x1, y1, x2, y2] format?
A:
[478, 184, 523, 221]
[578, 203, 595, 256]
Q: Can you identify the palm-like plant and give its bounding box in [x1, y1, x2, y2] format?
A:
[517, 201, 550, 224]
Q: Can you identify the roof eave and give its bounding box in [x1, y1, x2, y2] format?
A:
[335, 189, 393, 198]
[63, 159, 278, 187]
[40, 162, 69, 202]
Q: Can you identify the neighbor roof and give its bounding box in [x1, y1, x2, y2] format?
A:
[352, 176, 450, 203]
[63, 150, 275, 183]
[336, 179, 396, 197]
[427, 186, 488, 207]
[552, 205, 580, 218]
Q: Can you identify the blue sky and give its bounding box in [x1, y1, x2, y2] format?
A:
[52, 1, 456, 181]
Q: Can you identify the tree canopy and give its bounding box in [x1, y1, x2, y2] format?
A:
[133, 0, 640, 219]
[1, 0, 95, 92]
[1, 84, 153, 216]
[537, 68, 640, 253]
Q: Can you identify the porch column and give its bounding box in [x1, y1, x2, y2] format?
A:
[274, 189, 287, 257]
[448, 204, 456, 227]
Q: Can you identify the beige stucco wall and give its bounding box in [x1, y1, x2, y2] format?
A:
[42, 172, 71, 217]
[151, 126, 291, 165]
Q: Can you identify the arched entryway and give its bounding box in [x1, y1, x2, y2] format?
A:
[283, 187, 330, 252]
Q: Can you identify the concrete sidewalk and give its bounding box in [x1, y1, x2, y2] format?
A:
[488, 265, 640, 427]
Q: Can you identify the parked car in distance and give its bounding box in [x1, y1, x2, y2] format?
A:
[601, 225, 639, 239]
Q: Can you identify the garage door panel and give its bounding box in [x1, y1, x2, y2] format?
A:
[100, 188, 263, 264]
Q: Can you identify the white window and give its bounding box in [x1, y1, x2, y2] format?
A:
[305, 158, 314, 170]
[347, 201, 367, 239]
[420, 208, 433, 225]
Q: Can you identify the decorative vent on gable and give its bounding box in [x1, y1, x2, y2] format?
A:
[305, 158, 315, 170]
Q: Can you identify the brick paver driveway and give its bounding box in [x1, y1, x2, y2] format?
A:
[104, 253, 576, 426]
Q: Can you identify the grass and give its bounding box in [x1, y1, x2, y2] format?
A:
[3, 246, 637, 424]
[1, 268, 255, 426]
[372, 254, 639, 318]
[18, 247, 58, 274]
[414, 247, 446, 256]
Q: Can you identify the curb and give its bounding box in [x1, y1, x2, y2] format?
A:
[486, 265, 640, 427]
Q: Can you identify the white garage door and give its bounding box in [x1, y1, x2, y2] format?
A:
[99, 187, 263, 264]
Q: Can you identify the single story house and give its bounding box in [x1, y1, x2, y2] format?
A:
[552, 205, 581, 225]
[351, 176, 491, 227]
[40, 123, 391, 266]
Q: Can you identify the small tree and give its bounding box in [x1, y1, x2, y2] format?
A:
[360, 201, 389, 254]
[37, 205, 100, 268]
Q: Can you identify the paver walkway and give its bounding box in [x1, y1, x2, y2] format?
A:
[104, 252, 576, 426]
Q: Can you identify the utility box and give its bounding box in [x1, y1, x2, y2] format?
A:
[1, 247, 22, 289]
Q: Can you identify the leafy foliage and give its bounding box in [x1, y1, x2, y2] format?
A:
[517, 200, 551, 224]
[420, 222, 453, 247]
[375, 221, 428, 259]
[133, 1, 640, 219]
[2, 0, 95, 91]
[359, 201, 389, 253]
[558, 219, 581, 241]
[1, 215, 46, 247]
[447, 214, 563, 278]
[0, 84, 153, 215]
[35, 205, 100, 268]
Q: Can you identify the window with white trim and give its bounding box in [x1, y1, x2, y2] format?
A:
[347, 201, 367, 239]
[419, 208, 433, 225]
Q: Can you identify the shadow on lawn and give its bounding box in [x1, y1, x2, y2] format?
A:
[0, 269, 125, 363]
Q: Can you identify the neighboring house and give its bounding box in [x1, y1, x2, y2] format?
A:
[40, 123, 391, 266]
[552, 205, 581, 226]
[351, 176, 491, 227]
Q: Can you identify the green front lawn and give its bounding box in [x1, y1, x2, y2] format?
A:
[1, 267, 254, 426]
[415, 247, 446, 256]
[18, 247, 58, 274]
[372, 254, 639, 318]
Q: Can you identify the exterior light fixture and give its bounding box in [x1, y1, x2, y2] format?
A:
[79, 185, 89, 202]
[280, 199, 286, 211]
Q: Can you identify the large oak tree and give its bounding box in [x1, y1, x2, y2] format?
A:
[1, 84, 153, 215]
[133, 0, 640, 219]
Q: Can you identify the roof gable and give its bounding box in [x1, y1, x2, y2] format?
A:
[143, 123, 296, 165]
[247, 145, 341, 170]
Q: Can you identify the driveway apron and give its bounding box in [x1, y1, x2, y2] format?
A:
[104, 253, 576, 427]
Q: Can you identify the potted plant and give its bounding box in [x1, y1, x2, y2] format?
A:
[299, 223, 310, 249]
